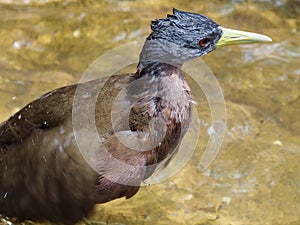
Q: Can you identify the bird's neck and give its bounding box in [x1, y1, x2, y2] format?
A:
[136, 44, 182, 78]
[136, 38, 193, 75]
[136, 61, 182, 78]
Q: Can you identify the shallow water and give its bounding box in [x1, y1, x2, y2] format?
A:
[0, 0, 300, 225]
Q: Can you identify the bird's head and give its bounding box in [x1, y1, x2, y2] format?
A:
[140, 8, 271, 65]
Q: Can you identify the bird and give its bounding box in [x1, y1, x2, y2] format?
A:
[0, 8, 271, 225]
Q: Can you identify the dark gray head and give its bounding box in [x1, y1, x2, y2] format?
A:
[139, 8, 272, 69]
[139, 9, 223, 65]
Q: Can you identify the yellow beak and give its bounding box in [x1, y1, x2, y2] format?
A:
[216, 26, 272, 48]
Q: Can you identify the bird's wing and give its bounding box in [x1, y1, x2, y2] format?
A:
[0, 74, 134, 151]
[0, 84, 76, 150]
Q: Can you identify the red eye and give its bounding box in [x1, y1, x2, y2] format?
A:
[199, 38, 210, 47]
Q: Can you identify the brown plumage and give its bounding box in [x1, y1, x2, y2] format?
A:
[0, 66, 192, 224]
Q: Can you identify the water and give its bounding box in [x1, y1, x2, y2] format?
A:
[0, 0, 299, 224]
